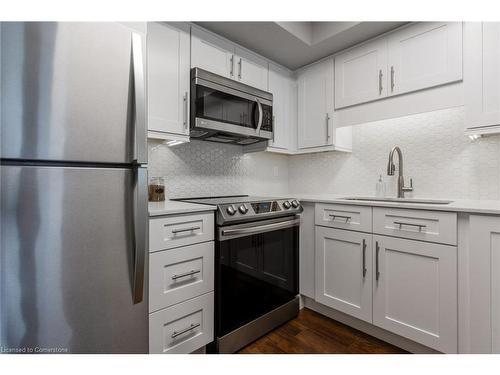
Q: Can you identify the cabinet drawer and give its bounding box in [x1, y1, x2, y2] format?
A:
[373, 207, 457, 245]
[315, 203, 372, 232]
[149, 212, 214, 252]
[149, 292, 214, 354]
[149, 242, 214, 312]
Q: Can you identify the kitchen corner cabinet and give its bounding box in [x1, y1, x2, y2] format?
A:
[372, 235, 458, 353]
[315, 227, 373, 323]
[297, 58, 352, 152]
[467, 215, 500, 353]
[335, 22, 463, 109]
[266, 63, 296, 153]
[464, 22, 500, 136]
[147, 22, 190, 140]
[191, 27, 268, 91]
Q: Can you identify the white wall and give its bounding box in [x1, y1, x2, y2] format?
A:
[149, 107, 500, 201]
[289, 107, 500, 200]
[148, 139, 289, 199]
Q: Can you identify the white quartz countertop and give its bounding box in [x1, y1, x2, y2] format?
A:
[149, 200, 216, 217]
[296, 194, 500, 216]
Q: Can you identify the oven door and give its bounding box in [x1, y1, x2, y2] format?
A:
[192, 77, 273, 140]
[215, 216, 299, 337]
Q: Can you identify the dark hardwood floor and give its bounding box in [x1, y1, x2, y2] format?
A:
[238, 308, 408, 354]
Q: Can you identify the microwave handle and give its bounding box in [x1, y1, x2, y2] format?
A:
[255, 98, 263, 133]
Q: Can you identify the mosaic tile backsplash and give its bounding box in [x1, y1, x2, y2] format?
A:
[149, 107, 500, 201]
[148, 139, 289, 199]
[289, 107, 500, 200]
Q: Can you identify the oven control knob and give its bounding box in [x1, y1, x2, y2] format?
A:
[283, 201, 291, 209]
[226, 205, 236, 216]
[238, 204, 248, 214]
[291, 200, 300, 208]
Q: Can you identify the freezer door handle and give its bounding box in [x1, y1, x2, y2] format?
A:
[132, 167, 148, 304]
[132, 32, 147, 164]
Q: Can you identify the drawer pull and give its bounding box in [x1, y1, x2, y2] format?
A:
[171, 269, 201, 280]
[393, 221, 427, 232]
[171, 226, 201, 234]
[329, 214, 351, 223]
[171, 323, 201, 339]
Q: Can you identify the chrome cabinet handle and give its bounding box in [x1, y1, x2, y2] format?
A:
[238, 58, 242, 79]
[362, 239, 367, 278]
[230, 54, 234, 77]
[132, 167, 148, 304]
[375, 241, 380, 281]
[326, 113, 331, 141]
[172, 269, 201, 280]
[255, 98, 263, 133]
[171, 323, 201, 339]
[378, 69, 383, 95]
[329, 214, 351, 223]
[393, 221, 426, 232]
[171, 226, 201, 234]
[131, 33, 146, 164]
[390, 66, 395, 92]
[183, 91, 188, 130]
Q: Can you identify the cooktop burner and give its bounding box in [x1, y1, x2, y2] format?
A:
[176, 195, 303, 225]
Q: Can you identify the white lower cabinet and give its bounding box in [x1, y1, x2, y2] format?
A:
[372, 235, 458, 353]
[149, 210, 215, 354]
[467, 214, 500, 353]
[315, 227, 373, 323]
[149, 292, 214, 354]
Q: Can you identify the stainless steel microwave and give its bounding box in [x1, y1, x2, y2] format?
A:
[190, 68, 273, 145]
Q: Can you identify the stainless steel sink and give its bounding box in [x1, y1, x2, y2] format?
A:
[340, 196, 453, 205]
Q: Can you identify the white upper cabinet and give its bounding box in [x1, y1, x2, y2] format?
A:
[191, 27, 234, 79]
[387, 22, 463, 97]
[235, 47, 268, 91]
[148, 22, 190, 138]
[465, 22, 500, 136]
[267, 63, 295, 151]
[334, 22, 463, 110]
[335, 38, 388, 109]
[191, 27, 268, 90]
[297, 58, 334, 149]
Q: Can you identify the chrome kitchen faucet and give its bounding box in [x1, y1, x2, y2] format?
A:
[387, 146, 414, 198]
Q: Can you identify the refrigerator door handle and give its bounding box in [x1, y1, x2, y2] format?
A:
[132, 32, 147, 164]
[132, 167, 148, 304]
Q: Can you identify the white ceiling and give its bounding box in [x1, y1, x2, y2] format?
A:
[195, 22, 408, 70]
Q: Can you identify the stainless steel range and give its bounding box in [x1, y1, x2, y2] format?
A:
[178, 195, 302, 353]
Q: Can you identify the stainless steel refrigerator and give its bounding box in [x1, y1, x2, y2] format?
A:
[0, 22, 149, 353]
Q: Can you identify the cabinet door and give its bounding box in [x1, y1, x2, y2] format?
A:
[465, 22, 500, 134]
[373, 235, 457, 353]
[298, 58, 334, 149]
[468, 215, 500, 353]
[268, 64, 293, 150]
[315, 227, 372, 323]
[387, 22, 462, 97]
[148, 23, 190, 136]
[191, 27, 234, 78]
[235, 47, 268, 91]
[334, 38, 388, 109]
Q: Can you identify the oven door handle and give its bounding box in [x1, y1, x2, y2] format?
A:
[220, 218, 300, 239]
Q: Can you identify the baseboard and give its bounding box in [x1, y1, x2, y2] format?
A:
[301, 296, 440, 354]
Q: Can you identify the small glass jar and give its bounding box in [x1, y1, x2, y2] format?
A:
[148, 176, 166, 202]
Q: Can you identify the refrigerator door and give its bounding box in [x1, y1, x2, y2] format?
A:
[0, 164, 148, 353]
[1, 22, 146, 164]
